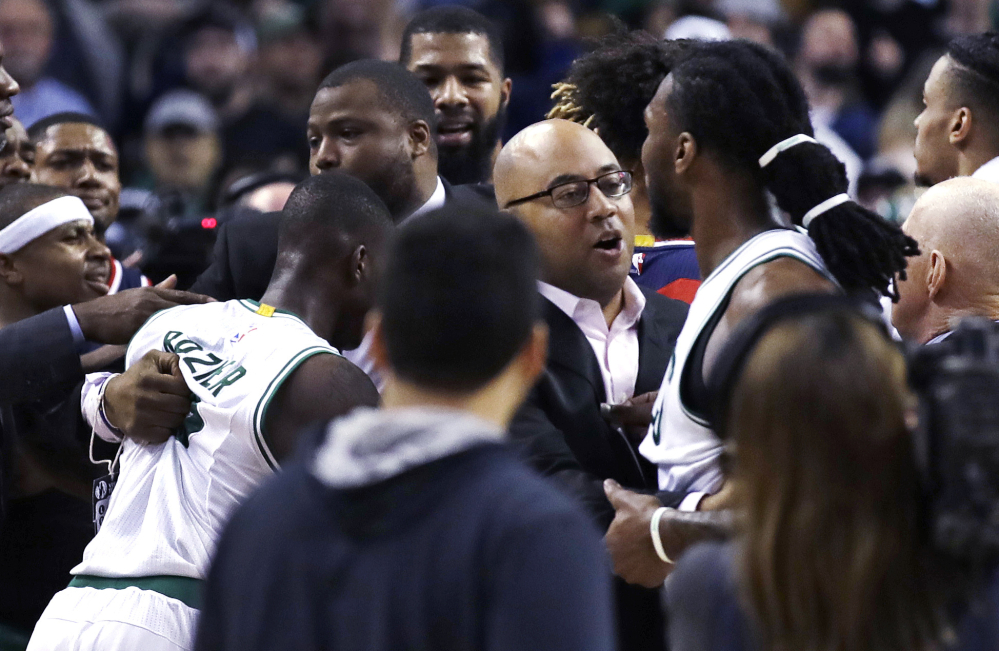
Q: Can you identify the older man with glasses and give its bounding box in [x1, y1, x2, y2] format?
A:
[494, 119, 688, 651]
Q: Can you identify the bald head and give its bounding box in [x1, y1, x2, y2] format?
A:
[494, 119, 635, 307]
[893, 177, 999, 342]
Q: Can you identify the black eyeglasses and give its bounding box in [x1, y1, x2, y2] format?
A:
[504, 170, 633, 209]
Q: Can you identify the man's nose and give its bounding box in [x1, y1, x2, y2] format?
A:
[436, 76, 468, 108]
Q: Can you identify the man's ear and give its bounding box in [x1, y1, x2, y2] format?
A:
[0, 253, 23, 287]
[674, 132, 698, 175]
[500, 77, 512, 110]
[348, 244, 368, 285]
[409, 120, 433, 159]
[927, 249, 946, 300]
[950, 107, 972, 146]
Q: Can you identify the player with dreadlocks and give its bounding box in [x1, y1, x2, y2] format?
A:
[602, 39, 919, 588]
[549, 32, 700, 303]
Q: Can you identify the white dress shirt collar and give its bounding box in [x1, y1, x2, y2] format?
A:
[538, 277, 647, 404]
[405, 177, 447, 223]
[972, 156, 999, 184]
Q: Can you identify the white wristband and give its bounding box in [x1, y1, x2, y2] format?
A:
[650, 506, 673, 564]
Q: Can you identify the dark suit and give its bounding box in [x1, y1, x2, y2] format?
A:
[190, 179, 493, 301]
[0, 308, 81, 405]
[0, 308, 118, 634]
[509, 286, 688, 651]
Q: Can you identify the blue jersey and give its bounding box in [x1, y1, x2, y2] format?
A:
[108, 258, 151, 294]
[630, 237, 701, 304]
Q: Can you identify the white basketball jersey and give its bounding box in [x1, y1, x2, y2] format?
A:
[73, 299, 337, 580]
[639, 229, 836, 494]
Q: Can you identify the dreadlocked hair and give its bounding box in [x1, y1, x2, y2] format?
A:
[666, 40, 919, 299]
[548, 31, 688, 164]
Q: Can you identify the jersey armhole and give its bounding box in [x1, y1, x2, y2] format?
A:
[251, 346, 335, 471]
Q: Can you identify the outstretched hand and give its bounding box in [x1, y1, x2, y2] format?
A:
[103, 349, 193, 444]
[603, 478, 672, 588]
[73, 275, 215, 345]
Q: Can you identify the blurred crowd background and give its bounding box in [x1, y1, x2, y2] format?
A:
[14, 0, 995, 281]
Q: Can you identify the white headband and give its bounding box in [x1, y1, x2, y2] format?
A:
[802, 193, 851, 228]
[0, 196, 94, 254]
[758, 134, 818, 168]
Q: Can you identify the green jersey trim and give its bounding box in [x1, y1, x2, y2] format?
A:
[69, 574, 204, 610]
[251, 346, 334, 471]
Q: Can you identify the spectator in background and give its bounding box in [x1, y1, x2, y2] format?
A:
[0, 115, 32, 188]
[914, 32, 999, 186]
[130, 89, 221, 286]
[0, 0, 95, 127]
[28, 112, 150, 293]
[181, 5, 254, 125]
[795, 9, 878, 160]
[400, 6, 511, 188]
[549, 31, 700, 304]
[252, 4, 322, 170]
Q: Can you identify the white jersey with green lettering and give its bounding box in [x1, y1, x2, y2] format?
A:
[72, 299, 337, 581]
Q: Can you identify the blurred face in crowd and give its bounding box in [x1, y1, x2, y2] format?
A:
[0, 207, 111, 312]
[641, 75, 694, 238]
[0, 116, 32, 188]
[798, 9, 858, 85]
[259, 29, 323, 93]
[34, 123, 120, 231]
[405, 31, 510, 184]
[0, 0, 51, 88]
[495, 120, 635, 306]
[185, 26, 249, 102]
[914, 56, 962, 187]
[144, 124, 222, 193]
[308, 79, 424, 220]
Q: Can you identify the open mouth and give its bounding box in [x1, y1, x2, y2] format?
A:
[437, 121, 474, 147]
[593, 234, 624, 252]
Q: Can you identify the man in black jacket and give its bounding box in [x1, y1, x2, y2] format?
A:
[0, 184, 210, 642]
[191, 59, 489, 302]
[495, 119, 688, 651]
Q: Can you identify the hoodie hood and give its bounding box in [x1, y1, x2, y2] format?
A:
[312, 407, 505, 489]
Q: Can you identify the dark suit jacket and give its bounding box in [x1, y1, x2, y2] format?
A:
[0, 308, 118, 631]
[509, 286, 688, 651]
[0, 308, 81, 405]
[190, 179, 494, 301]
[510, 287, 687, 527]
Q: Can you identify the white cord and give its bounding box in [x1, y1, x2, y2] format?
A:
[758, 134, 818, 168]
[802, 193, 851, 228]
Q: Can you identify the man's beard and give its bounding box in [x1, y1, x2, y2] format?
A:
[436, 106, 506, 186]
[648, 188, 690, 239]
[364, 155, 418, 223]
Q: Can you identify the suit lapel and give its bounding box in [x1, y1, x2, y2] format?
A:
[541, 297, 607, 403]
[635, 295, 669, 395]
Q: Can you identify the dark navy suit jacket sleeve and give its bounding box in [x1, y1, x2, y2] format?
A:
[0, 308, 81, 404]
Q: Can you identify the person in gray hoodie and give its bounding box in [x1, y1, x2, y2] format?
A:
[193, 202, 617, 651]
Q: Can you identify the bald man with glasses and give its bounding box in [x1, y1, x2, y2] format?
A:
[495, 119, 687, 651]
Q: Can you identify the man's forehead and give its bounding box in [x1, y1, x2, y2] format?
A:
[408, 32, 495, 70]
[38, 123, 116, 155]
[310, 82, 396, 122]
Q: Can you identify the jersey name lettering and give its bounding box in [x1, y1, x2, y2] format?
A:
[163, 331, 247, 397]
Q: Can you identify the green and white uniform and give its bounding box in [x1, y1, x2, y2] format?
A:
[28, 300, 337, 651]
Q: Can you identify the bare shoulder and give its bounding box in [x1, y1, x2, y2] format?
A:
[264, 353, 380, 462]
[703, 257, 836, 377]
[725, 257, 836, 327]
